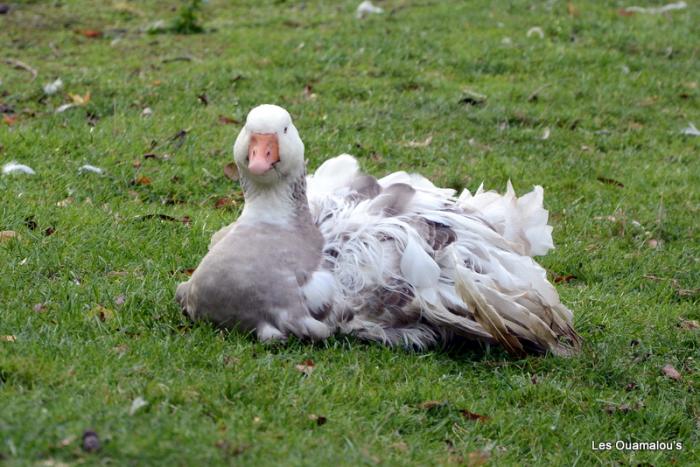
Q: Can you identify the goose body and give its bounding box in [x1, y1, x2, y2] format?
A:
[177, 105, 581, 357]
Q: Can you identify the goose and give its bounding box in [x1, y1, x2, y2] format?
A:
[176, 104, 581, 357]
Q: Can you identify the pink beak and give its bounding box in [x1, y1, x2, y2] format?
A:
[248, 133, 280, 175]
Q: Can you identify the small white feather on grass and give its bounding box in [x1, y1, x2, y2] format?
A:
[78, 164, 104, 174]
[43, 78, 63, 95]
[2, 161, 36, 175]
[680, 122, 699, 136]
[356, 1, 383, 19]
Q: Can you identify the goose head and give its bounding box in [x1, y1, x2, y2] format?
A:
[233, 104, 305, 185]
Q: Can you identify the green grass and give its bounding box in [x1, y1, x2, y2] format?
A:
[1, 0, 698, 465]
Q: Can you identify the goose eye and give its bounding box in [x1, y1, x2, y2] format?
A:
[284, 127, 288, 134]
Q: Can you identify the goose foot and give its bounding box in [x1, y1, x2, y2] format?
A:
[257, 323, 286, 343]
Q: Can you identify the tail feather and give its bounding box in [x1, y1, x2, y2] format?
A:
[458, 182, 554, 256]
[454, 263, 526, 357]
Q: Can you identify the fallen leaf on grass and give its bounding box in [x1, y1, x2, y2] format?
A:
[132, 175, 151, 186]
[295, 359, 315, 375]
[77, 29, 103, 38]
[402, 136, 433, 148]
[467, 450, 491, 467]
[0, 230, 18, 242]
[597, 176, 624, 188]
[88, 305, 114, 322]
[223, 162, 239, 181]
[81, 430, 100, 453]
[2, 161, 35, 175]
[460, 409, 490, 422]
[679, 319, 699, 330]
[662, 364, 682, 381]
[418, 400, 447, 410]
[43, 226, 55, 236]
[554, 274, 577, 284]
[69, 92, 91, 106]
[218, 115, 240, 125]
[129, 396, 148, 415]
[308, 414, 327, 426]
[197, 93, 209, 106]
[3, 113, 16, 125]
[176, 267, 196, 276]
[215, 197, 236, 209]
[1, 335, 16, 342]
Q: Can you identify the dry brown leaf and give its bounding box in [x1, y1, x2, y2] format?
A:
[69, 92, 91, 106]
[567, 2, 579, 17]
[3, 113, 16, 125]
[0, 230, 18, 242]
[132, 175, 151, 186]
[467, 450, 491, 467]
[132, 159, 142, 168]
[88, 305, 114, 322]
[460, 409, 490, 422]
[218, 115, 240, 125]
[679, 319, 699, 330]
[418, 400, 447, 410]
[223, 162, 239, 181]
[215, 197, 236, 209]
[554, 274, 577, 284]
[1, 335, 16, 342]
[618, 8, 636, 17]
[77, 29, 103, 38]
[662, 364, 682, 381]
[295, 359, 315, 375]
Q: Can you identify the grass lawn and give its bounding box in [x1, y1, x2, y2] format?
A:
[1, 0, 698, 465]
